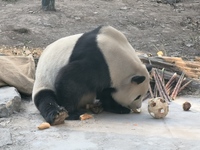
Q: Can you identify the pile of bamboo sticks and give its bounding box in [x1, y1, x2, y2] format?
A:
[148, 68, 192, 101]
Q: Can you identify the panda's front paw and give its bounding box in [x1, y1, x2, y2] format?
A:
[66, 110, 85, 120]
[52, 108, 68, 125]
[46, 107, 68, 125]
[86, 100, 103, 114]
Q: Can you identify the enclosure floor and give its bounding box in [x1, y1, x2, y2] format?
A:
[1, 95, 200, 150]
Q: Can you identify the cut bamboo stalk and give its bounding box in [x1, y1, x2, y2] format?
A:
[148, 84, 154, 98]
[154, 84, 158, 97]
[166, 84, 174, 95]
[156, 69, 171, 102]
[161, 68, 165, 85]
[156, 69, 200, 89]
[170, 72, 185, 100]
[165, 73, 177, 90]
[153, 69, 171, 102]
[178, 80, 192, 93]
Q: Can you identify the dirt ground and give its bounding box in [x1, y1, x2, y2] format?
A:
[0, 0, 199, 59]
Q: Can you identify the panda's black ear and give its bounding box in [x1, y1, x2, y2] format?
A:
[131, 76, 146, 84]
[146, 64, 152, 72]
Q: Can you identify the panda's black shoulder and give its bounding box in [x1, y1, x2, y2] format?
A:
[55, 25, 111, 92]
[69, 25, 105, 62]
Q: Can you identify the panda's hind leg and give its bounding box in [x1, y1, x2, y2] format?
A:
[55, 79, 88, 120]
[55, 63, 96, 120]
[34, 89, 68, 125]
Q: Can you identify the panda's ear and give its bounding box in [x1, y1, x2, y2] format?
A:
[146, 64, 152, 72]
[131, 76, 146, 84]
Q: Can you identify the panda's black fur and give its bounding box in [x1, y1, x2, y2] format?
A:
[33, 26, 151, 125]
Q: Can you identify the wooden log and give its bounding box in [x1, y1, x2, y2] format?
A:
[139, 55, 200, 78]
[139, 55, 182, 74]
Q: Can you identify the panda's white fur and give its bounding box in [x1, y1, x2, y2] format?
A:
[32, 26, 150, 124]
[32, 34, 83, 96]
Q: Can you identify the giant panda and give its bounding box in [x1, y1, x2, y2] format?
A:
[32, 26, 151, 125]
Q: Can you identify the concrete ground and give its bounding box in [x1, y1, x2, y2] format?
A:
[0, 95, 200, 150]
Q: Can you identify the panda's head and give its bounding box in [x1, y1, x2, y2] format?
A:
[111, 64, 151, 111]
[96, 25, 151, 112]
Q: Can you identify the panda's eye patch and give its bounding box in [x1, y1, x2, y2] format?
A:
[134, 95, 141, 101]
[131, 76, 145, 84]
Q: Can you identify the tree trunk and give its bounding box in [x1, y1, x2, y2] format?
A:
[42, 0, 55, 11]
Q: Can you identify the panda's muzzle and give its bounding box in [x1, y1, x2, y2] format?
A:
[127, 95, 142, 110]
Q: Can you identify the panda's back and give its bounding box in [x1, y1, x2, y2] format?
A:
[32, 34, 83, 96]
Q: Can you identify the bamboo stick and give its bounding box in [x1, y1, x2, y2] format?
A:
[153, 69, 171, 102]
[165, 73, 177, 89]
[170, 72, 185, 100]
[178, 80, 192, 93]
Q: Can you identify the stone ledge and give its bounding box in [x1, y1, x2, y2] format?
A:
[0, 86, 21, 117]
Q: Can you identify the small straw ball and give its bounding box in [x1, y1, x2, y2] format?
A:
[148, 97, 169, 119]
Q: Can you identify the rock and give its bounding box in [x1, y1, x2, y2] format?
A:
[185, 43, 194, 47]
[0, 86, 21, 117]
[0, 104, 9, 117]
[120, 6, 128, 10]
[74, 16, 81, 20]
[0, 128, 12, 147]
